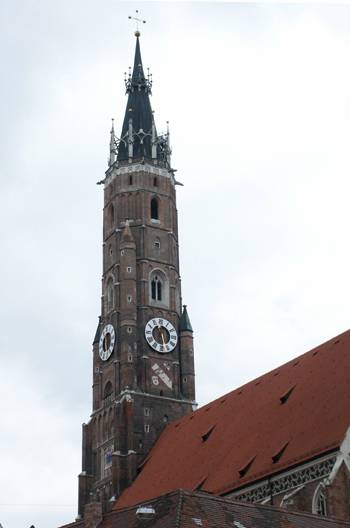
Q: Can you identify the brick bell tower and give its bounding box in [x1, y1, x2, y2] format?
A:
[78, 32, 196, 517]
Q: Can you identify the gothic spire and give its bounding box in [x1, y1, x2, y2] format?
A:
[117, 36, 153, 163]
[116, 36, 171, 168]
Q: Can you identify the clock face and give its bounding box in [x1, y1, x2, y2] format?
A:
[145, 317, 178, 353]
[99, 324, 115, 361]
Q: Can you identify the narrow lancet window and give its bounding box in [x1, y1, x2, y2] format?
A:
[316, 492, 327, 516]
[313, 487, 327, 516]
[151, 275, 162, 301]
[151, 197, 159, 220]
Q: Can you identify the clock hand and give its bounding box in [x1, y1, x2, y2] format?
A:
[161, 330, 166, 348]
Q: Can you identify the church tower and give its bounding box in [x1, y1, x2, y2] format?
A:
[78, 33, 196, 516]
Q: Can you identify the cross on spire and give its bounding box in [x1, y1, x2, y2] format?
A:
[128, 10, 146, 37]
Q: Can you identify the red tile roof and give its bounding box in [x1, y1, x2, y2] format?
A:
[59, 490, 350, 528]
[116, 329, 350, 509]
[107, 489, 350, 528]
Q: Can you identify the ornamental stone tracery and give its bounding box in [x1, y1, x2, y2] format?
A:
[229, 455, 337, 504]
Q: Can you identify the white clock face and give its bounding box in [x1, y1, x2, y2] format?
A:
[99, 324, 115, 361]
[145, 317, 178, 353]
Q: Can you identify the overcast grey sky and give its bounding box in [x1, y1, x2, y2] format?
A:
[2, 1, 350, 527]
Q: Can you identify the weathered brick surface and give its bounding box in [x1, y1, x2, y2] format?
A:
[78, 164, 196, 515]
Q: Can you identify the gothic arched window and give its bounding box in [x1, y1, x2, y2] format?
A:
[149, 269, 169, 306]
[316, 491, 327, 516]
[151, 274, 162, 301]
[312, 486, 327, 516]
[151, 197, 159, 220]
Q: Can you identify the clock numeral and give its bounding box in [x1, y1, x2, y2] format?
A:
[145, 318, 178, 353]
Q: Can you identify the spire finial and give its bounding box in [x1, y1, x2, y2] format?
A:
[128, 10, 146, 37]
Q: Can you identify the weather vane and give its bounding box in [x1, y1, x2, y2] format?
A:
[128, 10, 146, 37]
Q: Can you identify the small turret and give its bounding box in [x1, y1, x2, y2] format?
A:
[179, 305, 195, 401]
[179, 304, 193, 332]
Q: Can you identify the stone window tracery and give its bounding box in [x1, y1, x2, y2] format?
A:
[149, 269, 169, 307]
[316, 491, 327, 516]
[313, 484, 327, 516]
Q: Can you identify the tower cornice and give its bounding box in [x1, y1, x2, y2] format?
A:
[105, 162, 175, 187]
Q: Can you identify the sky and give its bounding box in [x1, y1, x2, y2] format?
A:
[1, 1, 350, 527]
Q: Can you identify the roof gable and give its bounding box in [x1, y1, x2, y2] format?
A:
[116, 329, 350, 509]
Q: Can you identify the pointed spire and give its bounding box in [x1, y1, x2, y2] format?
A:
[109, 118, 116, 167]
[132, 36, 146, 85]
[179, 305, 193, 333]
[93, 316, 102, 345]
[166, 121, 172, 167]
[117, 36, 155, 164]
